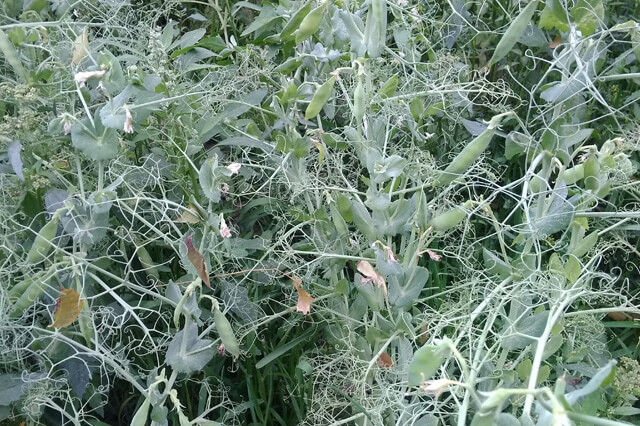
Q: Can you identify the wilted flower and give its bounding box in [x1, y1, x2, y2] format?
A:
[74, 70, 106, 86]
[426, 249, 442, 261]
[227, 162, 241, 175]
[220, 214, 231, 238]
[419, 378, 457, 397]
[123, 106, 133, 134]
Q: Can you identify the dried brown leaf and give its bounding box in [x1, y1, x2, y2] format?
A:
[292, 276, 315, 315]
[356, 260, 387, 296]
[49, 288, 82, 328]
[377, 352, 393, 368]
[185, 235, 211, 288]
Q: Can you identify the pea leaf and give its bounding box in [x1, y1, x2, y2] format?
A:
[539, 0, 570, 32]
[388, 266, 429, 309]
[408, 342, 451, 386]
[49, 288, 82, 328]
[7, 140, 24, 181]
[570, 0, 604, 36]
[165, 323, 214, 374]
[71, 116, 119, 161]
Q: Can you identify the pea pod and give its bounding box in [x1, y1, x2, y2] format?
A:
[329, 202, 349, 236]
[583, 154, 600, 191]
[136, 244, 159, 280]
[488, 0, 540, 67]
[378, 75, 398, 98]
[280, 1, 312, 41]
[10, 274, 50, 318]
[353, 78, 366, 125]
[363, 0, 387, 58]
[428, 200, 474, 232]
[435, 114, 506, 187]
[561, 164, 584, 185]
[27, 214, 61, 264]
[295, 1, 328, 43]
[274, 57, 302, 74]
[305, 75, 335, 120]
[214, 307, 240, 357]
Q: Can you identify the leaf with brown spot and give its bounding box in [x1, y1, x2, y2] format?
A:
[356, 260, 387, 297]
[292, 276, 315, 315]
[49, 288, 82, 328]
[185, 235, 211, 289]
[377, 352, 393, 368]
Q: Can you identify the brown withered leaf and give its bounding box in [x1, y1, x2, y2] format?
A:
[185, 235, 211, 289]
[174, 205, 202, 224]
[292, 276, 315, 315]
[72, 29, 89, 65]
[377, 352, 393, 368]
[549, 34, 562, 49]
[49, 288, 82, 328]
[356, 260, 387, 297]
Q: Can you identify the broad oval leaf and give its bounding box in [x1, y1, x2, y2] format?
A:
[71, 117, 119, 161]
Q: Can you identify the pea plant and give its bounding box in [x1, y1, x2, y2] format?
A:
[1, 0, 639, 425]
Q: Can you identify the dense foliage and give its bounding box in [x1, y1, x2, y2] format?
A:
[1, 0, 639, 425]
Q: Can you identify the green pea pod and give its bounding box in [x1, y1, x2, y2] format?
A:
[561, 163, 584, 185]
[378, 75, 398, 98]
[583, 154, 600, 191]
[353, 78, 366, 125]
[435, 114, 505, 187]
[136, 244, 160, 280]
[329, 202, 349, 236]
[570, 230, 598, 258]
[274, 57, 303, 74]
[295, 1, 328, 43]
[305, 75, 335, 120]
[363, 0, 386, 58]
[281, 1, 312, 41]
[488, 0, 540, 67]
[214, 307, 240, 358]
[0, 29, 27, 82]
[428, 200, 474, 232]
[596, 181, 611, 199]
[8, 276, 35, 302]
[10, 274, 50, 318]
[27, 214, 60, 264]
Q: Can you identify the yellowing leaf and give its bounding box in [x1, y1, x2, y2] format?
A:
[356, 260, 387, 297]
[185, 235, 211, 289]
[377, 352, 393, 368]
[49, 288, 82, 328]
[292, 276, 315, 315]
[72, 29, 89, 65]
[174, 205, 202, 224]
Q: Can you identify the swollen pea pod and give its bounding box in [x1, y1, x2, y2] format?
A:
[214, 306, 240, 358]
[434, 114, 506, 187]
[583, 154, 601, 192]
[280, 1, 312, 41]
[27, 209, 64, 264]
[305, 75, 335, 120]
[353, 77, 366, 125]
[10, 272, 52, 318]
[428, 200, 474, 232]
[487, 0, 540, 67]
[295, 1, 328, 43]
[561, 163, 584, 185]
[363, 0, 387, 58]
[136, 243, 160, 280]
